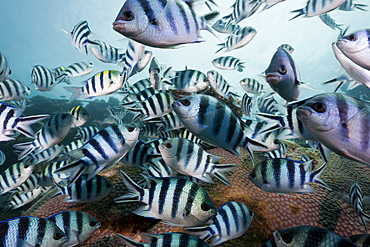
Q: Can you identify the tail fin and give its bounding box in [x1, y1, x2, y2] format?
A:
[114, 171, 143, 203]
[13, 142, 36, 161]
[212, 163, 238, 186]
[64, 87, 83, 103]
[54, 160, 86, 187]
[115, 234, 142, 247]
[289, 9, 305, 21]
[354, 3, 367, 11]
[15, 114, 49, 138]
[310, 163, 332, 191]
[185, 225, 213, 242]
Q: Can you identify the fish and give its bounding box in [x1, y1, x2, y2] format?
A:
[216, 26, 257, 53]
[0, 150, 6, 166]
[290, 0, 347, 20]
[278, 44, 295, 54]
[55, 124, 139, 185]
[56, 62, 95, 84]
[113, 0, 219, 48]
[248, 157, 331, 193]
[264, 46, 301, 102]
[116, 232, 210, 247]
[75, 126, 100, 143]
[0, 216, 68, 247]
[131, 50, 153, 76]
[264, 139, 288, 159]
[273, 225, 357, 246]
[69, 105, 91, 127]
[64, 70, 123, 102]
[240, 78, 265, 96]
[257, 0, 286, 11]
[47, 211, 100, 247]
[295, 93, 370, 166]
[241, 93, 255, 117]
[0, 162, 34, 194]
[159, 137, 237, 185]
[319, 13, 343, 31]
[172, 94, 269, 160]
[61, 139, 86, 157]
[39, 159, 70, 187]
[347, 233, 370, 246]
[87, 40, 126, 63]
[152, 111, 184, 132]
[212, 56, 245, 72]
[211, 19, 240, 34]
[31, 65, 57, 91]
[121, 78, 152, 95]
[257, 93, 280, 115]
[120, 40, 146, 87]
[350, 182, 370, 233]
[0, 51, 11, 82]
[339, 0, 367, 11]
[322, 67, 356, 92]
[21, 143, 65, 166]
[13, 113, 74, 160]
[70, 20, 93, 53]
[1, 187, 43, 213]
[186, 201, 254, 246]
[207, 70, 240, 104]
[0, 102, 49, 142]
[13, 173, 40, 194]
[170, 69, 209, 93]
[0, 79, 30, 101]
[223, 0, 262, 25]
[149, 56, 162, 90]
[54, 174, 114, 202]
[120, 140, 160, 169]
[336, 29, 370, 71]
[115, 170, 217, 227]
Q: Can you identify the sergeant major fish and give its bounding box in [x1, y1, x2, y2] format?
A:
[216, 26, 257, 53]
[0, 79, 30, 101]
[31, 65, 57, 91]
[212, 56, 245, 72]
[0, 51, 11, 82]
[69, 105, 91, 127]
[290, 0, 347, 20]
[87, 40, 126, 63]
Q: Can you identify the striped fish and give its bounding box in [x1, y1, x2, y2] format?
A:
[339, 0, 367, 11]
[0, 216, 67, 247]
[216, 26, 257, 53]
[121, 78, 152, 95]
[172, 94, 268, 161]
[151, 111, 184, 132]
[56, 62, 94, 84]
[75, 126, 100, 143]
[0, 51, 11, 82]
[121, 140, 160, 169]
[61, 139, 85, 157]
[240, 78, 265, 96]
[55, 124, 139, 185]
[54, 174, 113, 202]
[278, 44, 295, 54]
[0, 162, 33, 194]
[1, 187, 43, 212]
[0, 79, 30, 101]
[13, 173, 40, 194]
[149, 57, 162, 90]
[47, 211, 100, 247]
[31, 65, 57, 91]
[207, 70, 240, 104]
[159, 138, 237, 185]
[64, 70, 123, 102]
[241, 93, 255, 117]
[319, 13, 343, 31]
[22, 143, 64, 166]
[290, 0, 347, 20]
[113, 0, 219, 48]
[348, 234, 370, 246]
[264, 139, 288, 159]
[131, 50, 153, 76]
[0, 102, 49, 142]
[211, 19, 240, 34]
[87, 40, 125, 63]
[170, 69, 209, 93]
[13, 113, 74, 160]
[223, 0, 262, 25]
[120, 40, 145, 86]
[248, 158, 331, 193]
[212, 56, 245, 72]
[39, 160, 70, 187]
[116, 232, 210, 247]
[257, 0, 286, 10]
[186, 201, 254, 246]
[145, 157, 177, 179]
[50, 66, 66, 79]
[70, 20, 92, 53]
[69, 105, 90, 127]
[115, 171, 217, 227]
[350, 182, 370, 233]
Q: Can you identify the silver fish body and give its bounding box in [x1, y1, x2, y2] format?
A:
[22, 143, 64, 166]
[224, 0, 262, 24]
[290, 0, 346, 20]
[75, 126, 100, 143]
[211, 19, 240, 34]
[0, 79, 30, 101]
[207, 70, 239, 103]
[88, 40, 125, 63]
[0, 162, 34, 194]
[212, 56, 245, 72]
[240, 78, 264, 96]
[216, 26, 257, 53]
[170, 69, 209, 93]
[69, 105, 91, 127]
[70, 20, 92, 53]
[56, 62, 94, 83]
[0, 51, 11, 82]
[31, 65, 57, 91]
[39, 159, 70, 187]
[14, 173, 40, 194]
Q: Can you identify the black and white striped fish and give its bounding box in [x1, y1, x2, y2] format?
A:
[319, 13, 343, 31]
[186, 201, 254, 246]
[159, 138, 237, 185]
[120, 40, 145, 86]
[61, 139, 85, 157]
[75, 126, 100, 143]
[207, 70, 240, 105]
[115, 171, 217, 227]
[223, 0, 262, 25]
[249, 158, 331, 193]
[216, 26, 257, 53]
[121, 78, 152, 95]
[0, 51, 11, 82]
[56, 62, 94, 84]
[131, 50, 153, 76]
[69, 105, 90, 127]
[55, 124, 139, 185]
[350, 182, 370, 233]
[0, 162, 33, 194]
[212, 56, 245, 72]
[211, 19, 240, 34]
[0, 102, 49, 142]
[116, 232, 210, 247]
[22, 143, 64, 166]
[240, 78, 265, 96]
[264, 139, 288, 159]
[13, 113, 74, 160]
[0, 79, 30, 101]
[1, 187, 43, 213]
[54, 174, 113, 202]
[290, 0, 347, 20]
[170, 69, 209, 93]
[47, 211, 100, 246]
[0, 216, 68, 247]
[31, 65, 57, 91]
[64, 70, 123, 102]
[87, 40, 125, 63]
[121, 140, 160, 169]
[70, 20, 93, 53]
[152, 111, 184, 132]
[13, 173, 40, 194]
[39, 160, 69, 187]
[339, 0, 367, 11]
[113, 0, 219, 48]
[241, 93, 255, 117]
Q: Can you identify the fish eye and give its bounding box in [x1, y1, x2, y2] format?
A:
[281, 232, 293, 243]
[249, 209, 253, 216]
[201, 203, 212, 211]
[122, 11, 134, 21]
[278, 65, 287, 75]
[263, 180, 269, 184]
[53, 232, 64, 240]
[89, 221, 99, 227]
[24, 164, 30, 168]
[106, 183, 113, 188]
[127, 126, 135, 132]
[345, 34, 357, 41]
[180, 99, 191, 106]
[249, 172, 256, 178]
[164, 142, 172, 148]
[9, 70, 11, 75]
[311, 102, 326, 113]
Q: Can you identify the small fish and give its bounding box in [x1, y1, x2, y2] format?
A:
[278, 44, 295, 54]
[0, 79, 30, 101]
[240, 78, 265, 96]
[54, 174, 113, 202]
[339, 0, 367, 11]
[152, 111, 184, 132]
[39, 159, 70, 187]
[348, 233, 370, 246]
[87, 40, 125, 63]
[50, 66, 66, 79]
[290, 0, 347, 20]
[216, 26, 257, 53]
[186, 201, 254, 246]
[13, 173, 40, 194]
[159, 138, 237, 185]
[116, 232, 210, 247]
[69, 105, 91, 127]
[0, 162, 33, 194]
[56, 62, 95, 84]
[0, 216, 68, 247]
[120, 40, 145, 86]
[121, 140, 160, 169]
[47, 211, 100, 247]
[113, 0, 219, 48]
[70, 20, 93, 53]
[170, 69, 209, 93]
[75, 126, 100, 143]
[223, 0, 262, 25]
[336, 29, 370, 71]
[131, 50, 153, 76]
[0, 51, 11, 82]
[21, 143, 64, 166]
[1, 187, 43, 212]
[350, 182, 370, 233]
[207, 70, 240, 104]
[64, 70, 123, 102]
[115, 171, 217, 227]
[121, 78, 152, 95]
[248, 158, 331, 193]
[212, 56, 245, 72]
[62, 139, 86, 157]
[211, 19, 240, 34]
[241, 93, 255, 117]
[31, 65, 57, 91]
[264, 139, 288, 159]
[273, 225, 357, 246]
[319, 13, 343, 31]
[257, 93, 279, 115]
[264, 46, 301, 102]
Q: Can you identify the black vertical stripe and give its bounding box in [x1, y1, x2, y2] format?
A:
[0, 220, 9, 244]
[272, 159, 281, 189]
[185, 181, 198, 217]
[18, 217, 31, 242]
[76, 211, 83, 236]
[179, 232, 190, 246]
[158, 179, 171, 215]
[287, 159, 296, 189]
[171, 179, 186, 218]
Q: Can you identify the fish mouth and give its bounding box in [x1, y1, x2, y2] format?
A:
[296, 106, 312, 118]
[265, 73, 280, 84]
[112, 20, 126, 32]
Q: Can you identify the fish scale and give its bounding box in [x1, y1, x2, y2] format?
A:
[0, 162, 33, 194]
[0, 79, 30, 101]
[31, 65, 57, 91]
[70, 20, 92, 53]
